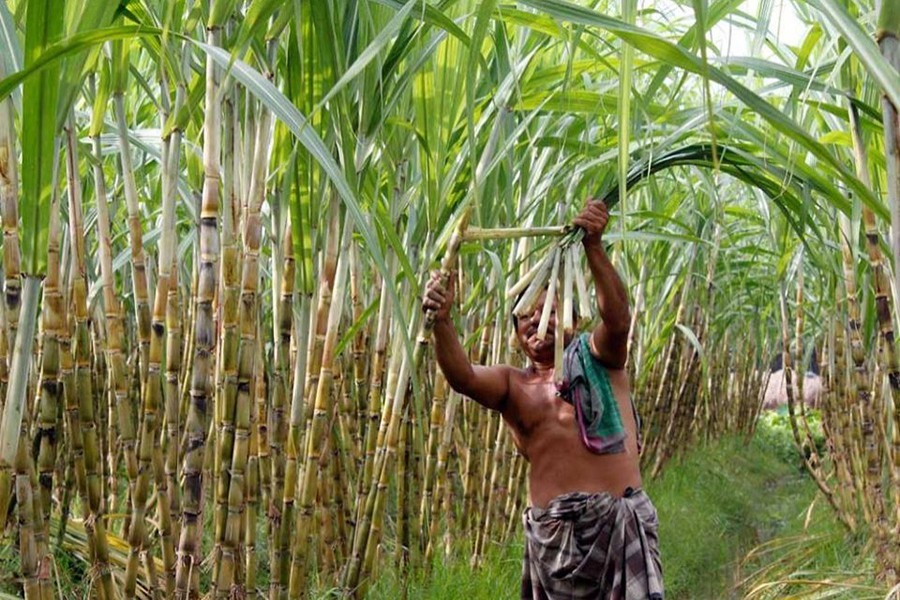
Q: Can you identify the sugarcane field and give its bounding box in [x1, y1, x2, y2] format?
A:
[1, 0, 900, 598]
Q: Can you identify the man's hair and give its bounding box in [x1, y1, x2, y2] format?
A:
[510, 284, 579, 330]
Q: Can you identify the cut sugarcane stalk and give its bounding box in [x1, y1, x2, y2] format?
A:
[562, 248, 574, 335]
[512, 245, 558, 318]
[572, 246, 592, 326]
[463, 226, 568, 241]
[554, 309, 565, 380]
[506, 251, 553, 300]
[536, 248, 562, 341]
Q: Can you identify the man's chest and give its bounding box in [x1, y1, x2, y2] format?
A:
[506, 380, 577, 437]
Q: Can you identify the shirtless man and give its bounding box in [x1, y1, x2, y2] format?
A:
[423, 200, 663, 600]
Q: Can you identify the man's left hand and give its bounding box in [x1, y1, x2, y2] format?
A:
[573, 199, 609, 248]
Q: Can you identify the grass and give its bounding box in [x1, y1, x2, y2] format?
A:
[646, 428, 817, 599]
[360, 541, 524, 600]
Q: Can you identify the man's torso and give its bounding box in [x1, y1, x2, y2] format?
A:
[502, 366, 642, 508]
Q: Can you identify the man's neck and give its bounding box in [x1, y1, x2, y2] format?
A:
[528, 360, 555, 379]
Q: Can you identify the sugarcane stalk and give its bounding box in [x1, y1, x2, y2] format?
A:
[0, 58, 23, 532]
[459, 300, 494, 539]
[345, 322, 406, 592]
[846, 102, 893, 533]
[359, 326, 418, 595]
[463, 225, 568, 241]
[265, 217, 294, 587]
[113, 92, 152, 384]
[218, 92, 273, 598]
[0, 276, 40, 532]
[395, 400, 412, 573]
[35, 141, 64, 535]
[289, 222, 353, 596]
[877, 6, 900, 569]
[506, 252, 551, 301]
[123, 91, 181, 600]
[88, 129, 137, 527]
[483, 419, 512, 545]
[513, 246, 557, 317]
[425, 389, 459, 562]
[210, 24, 239, 561]
[176, 22, 223, 600]
[344, 278, 393, 590]
[330, 412, 352, 574]
[472, 410, 503, 565]
[562, 248, 575, 335]
[17, 422, 43, 600]
[349, 240, 370, 439]
[419, 372, 448, 550]
[275, 196, 341, 598]
[0, 57, 20, 408]
[537, 248, 562, 341]
[318, 421, 339, 578]
[162, 44, 190, 551]
[210, 163, 245, 600]
[245, 338, 263, 591]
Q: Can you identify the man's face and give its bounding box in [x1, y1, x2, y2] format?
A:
[515, 291, 566, 363]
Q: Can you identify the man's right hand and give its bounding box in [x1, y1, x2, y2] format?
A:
[423, 270, 455, 322]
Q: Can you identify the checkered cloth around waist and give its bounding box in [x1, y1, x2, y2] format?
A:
[521, 489, 663, 600]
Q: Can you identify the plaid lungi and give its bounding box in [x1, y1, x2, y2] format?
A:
[521, 489, 663, 600]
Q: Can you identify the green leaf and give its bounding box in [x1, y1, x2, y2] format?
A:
[232, 0, 283, 52]
[0, 25, 163, 104]
[514, 0, 882, 222]
[675, 322, 705, 358]
[879, 0, 900, 34]
[369, 0, 472, 49]
[618, 0, 636, 213]
[56, 0, 120, 125]
[810, 0, 900, 110]
[21, 0, 65, 276]
[0, 0, 22, 111]
[818, 131, 851, 146]
[315, 0, 418, 113]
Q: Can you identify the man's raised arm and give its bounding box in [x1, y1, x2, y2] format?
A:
[573, 200, 631, 370]
[422, 271, 511, 411]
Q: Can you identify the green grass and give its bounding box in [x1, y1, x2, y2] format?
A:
[646, 429, 816, 599]
[359, 541, 524, 600]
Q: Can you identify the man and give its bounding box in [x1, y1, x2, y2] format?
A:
[422, 199, 663, 600]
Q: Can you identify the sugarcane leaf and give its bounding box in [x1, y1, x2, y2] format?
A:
[0, 0, 22, 111]
[723, 57, 848, 100]
[468, 0, 499, 184]
[56, 0, 120, 126]
[335, 299, 378, 357]
[618, 0, 636, 214]
[515, 0, 880, 220]
[208, 0, 237, 28]
[810, 0, 900, 110]
[0, 25, 163, 104]
[21, 0, 66, 276]
[315, 0, 418, 113]
[644, 0, 743, 100]
[369, 0, 472, 49]
[795, 23, 823, 71]
[232, 0, 284, 53]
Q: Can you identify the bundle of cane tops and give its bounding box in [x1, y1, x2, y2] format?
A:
[505, 226, 593, 375]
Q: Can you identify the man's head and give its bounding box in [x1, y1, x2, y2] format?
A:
[511, 287, 578, 363]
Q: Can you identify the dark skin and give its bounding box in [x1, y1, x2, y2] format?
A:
[423, 199, 641, 508]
